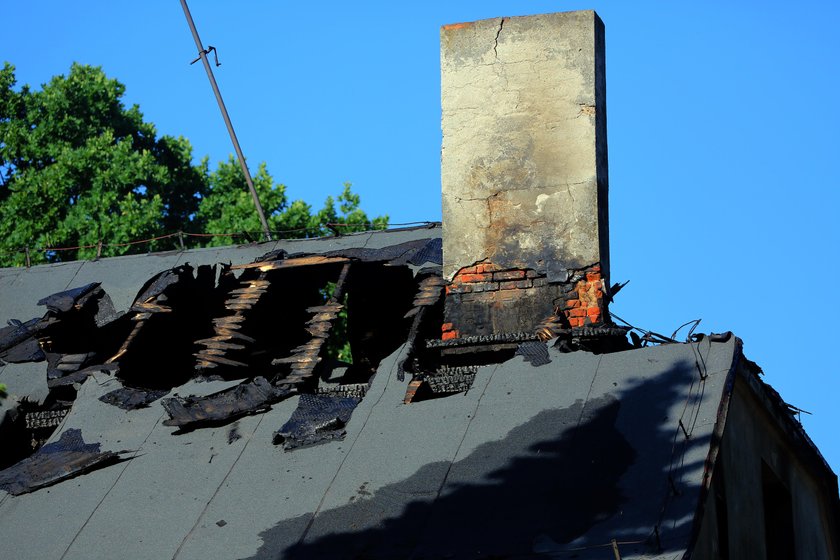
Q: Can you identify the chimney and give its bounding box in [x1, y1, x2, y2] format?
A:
[441, 10, 610, 339]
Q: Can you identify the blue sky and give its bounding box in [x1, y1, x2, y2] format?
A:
[4, 2, 840, 474]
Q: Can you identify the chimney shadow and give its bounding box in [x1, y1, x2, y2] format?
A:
[244, 357, 710, 559]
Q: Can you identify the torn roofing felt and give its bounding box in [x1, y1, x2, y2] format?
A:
[273, 393, 362, 450]
[0, 226, 836, 560]
[0, 227, 444, 475]
[0, 428, 127, 496]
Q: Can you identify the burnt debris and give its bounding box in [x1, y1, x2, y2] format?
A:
[0, 318, 46, 364]
[0, 233, 642, 494]
[0, 428, 127, 496]
[99, 387, 169, 410]
[274, 394, 362, 450]
[514, 341, 552, 367]
[162, 377, 287, 432]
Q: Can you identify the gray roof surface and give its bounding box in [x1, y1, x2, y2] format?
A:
[0, 227, 738, 559]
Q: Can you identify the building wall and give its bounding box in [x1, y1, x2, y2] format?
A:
[693, 374, 839, 559]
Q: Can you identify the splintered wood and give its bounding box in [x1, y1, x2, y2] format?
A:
[194, 275, 270, 370]
[401, 275, 447, 400]
[272, 262, 351, 389]
[106, 294, 172, 364]
[403, 275, 446, 319]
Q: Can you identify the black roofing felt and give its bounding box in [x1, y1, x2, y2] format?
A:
[0, 428, 125, 496]
[0, 228, 816, 559]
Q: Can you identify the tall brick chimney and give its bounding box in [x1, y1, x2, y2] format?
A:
[441, 10, 610, 339]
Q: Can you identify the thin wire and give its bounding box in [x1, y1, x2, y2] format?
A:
[5, 222, 438, 258]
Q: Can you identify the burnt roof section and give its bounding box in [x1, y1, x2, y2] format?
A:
[0, 226, 836, 559]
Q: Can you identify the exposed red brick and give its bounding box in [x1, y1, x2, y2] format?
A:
[565, 299, 581, 308]
[441, 322, 454, 332]
[569, 317, 584, 328]
[569, 308, 587, 318]
[587, 308, 601, 319]
[458, 265, 479, 275]
[513, 279, 532, 289]
[442, 330, 458, 341]
[500, 283, 518, 290]
[590, 264, 601, 273]
[493, 270, 526, 281]
[458, 273, 493, 283]
[442, 22, 474, 31]
[448, 284, 473, 294]
[586, 272, 601, 282]
[525, 270, 539, 278]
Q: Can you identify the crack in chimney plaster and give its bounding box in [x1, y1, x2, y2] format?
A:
[493, 18, 505, 60]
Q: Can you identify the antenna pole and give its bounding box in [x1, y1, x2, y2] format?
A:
[179, 0, 272, 241]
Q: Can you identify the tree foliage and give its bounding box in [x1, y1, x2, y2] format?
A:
[197, 156, 388, 246]
[0, 63, 387, 266]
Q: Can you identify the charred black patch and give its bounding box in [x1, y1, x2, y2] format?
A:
[0, 428, 127, 496]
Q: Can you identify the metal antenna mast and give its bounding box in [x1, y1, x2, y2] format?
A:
[179, 0, 272, 241]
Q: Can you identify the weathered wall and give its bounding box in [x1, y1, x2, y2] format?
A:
[692, 374, 840, 559]
[440, 10, 609, 282]
[440, 11, 609, 336]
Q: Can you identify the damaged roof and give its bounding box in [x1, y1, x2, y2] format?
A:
[0, 226, 834, 559]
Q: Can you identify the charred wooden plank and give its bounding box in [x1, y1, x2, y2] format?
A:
[129, 302, 171, 314]
[226, 295, 266, 304]
[331, 262, 352, 300]
[230, 255, 350, 271]
[228, 286, 269, 295]
[194, 354, 248, 368]
[305, 326, 332, 338]
[107, 321, 146, 363]
[224, 304, 257, 312]
[194, 340, 246, 351]
[213, 315, 246, 325]
[309, 312, 339, 322]
[305, 304, 344, 314]
[161, 377, 288, 430]
[196, 348, 226, 356]
[272, 355, 320, 365]
[211, 329, 256, 343]
[290, 340, 323, 353]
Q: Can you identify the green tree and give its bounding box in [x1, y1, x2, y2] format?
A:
[197, 156, 387, 245]
[0, 63, 387, 266]
[0, 63, 207, 265]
